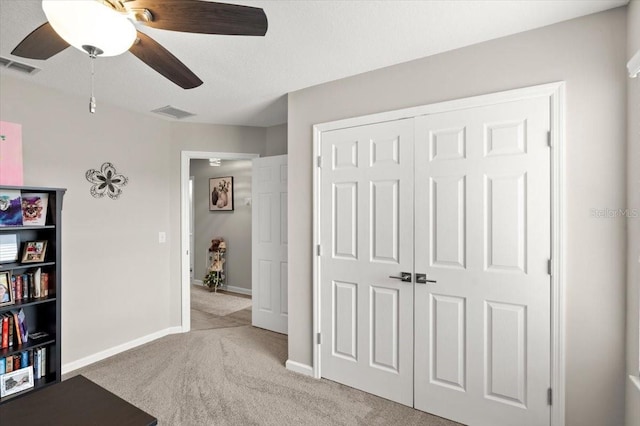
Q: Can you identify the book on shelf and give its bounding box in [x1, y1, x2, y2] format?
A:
[6, 313, 13, 348]
[17, 308, 28, 342]
[1, 315, 7, 348]
[20, 351, 28, 368]
[33, 268, 41, 298]
[41, 272, 49, 297]
[33, 349, 40, 378]
[12, 312, 21, 345]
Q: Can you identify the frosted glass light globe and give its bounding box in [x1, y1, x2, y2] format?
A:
[42, 0, 136, 57]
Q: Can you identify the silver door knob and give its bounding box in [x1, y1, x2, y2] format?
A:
[416, 273, 436, 284]
[389, 272, 412, 282]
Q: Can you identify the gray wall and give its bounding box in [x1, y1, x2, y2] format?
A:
[266, 123, 288, 156]
[288, 8, 628, 426]
[0, 75, 173, 364]
[191, 159, 253, 291]
[626, 2, 640, 426]
[0, 74, 275, 365]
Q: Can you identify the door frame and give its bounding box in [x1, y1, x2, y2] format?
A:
[180, 150, 260, 332]
[312, 82, 566, 425]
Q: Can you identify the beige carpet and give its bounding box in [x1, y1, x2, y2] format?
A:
[68, 292, 462, 426]
[191, 285, 253, 316]
[190, 285, 253, 331]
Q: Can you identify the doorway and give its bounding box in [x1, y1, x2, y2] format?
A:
[180, 151, 259, 332]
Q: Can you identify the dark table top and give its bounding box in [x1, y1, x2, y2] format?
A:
[0, 375, 157, 425]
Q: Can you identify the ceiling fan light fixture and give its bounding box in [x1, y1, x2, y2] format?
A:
[42, 0, 136, 57]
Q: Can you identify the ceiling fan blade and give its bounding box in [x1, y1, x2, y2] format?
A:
[124, 0, 267, 36]
[129, 31, 203, 90]
[11, 22, 69, 60]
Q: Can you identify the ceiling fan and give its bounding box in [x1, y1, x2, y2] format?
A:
[10, 0, 268, 91]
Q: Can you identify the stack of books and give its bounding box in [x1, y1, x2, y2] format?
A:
[9, 268, 51, 301]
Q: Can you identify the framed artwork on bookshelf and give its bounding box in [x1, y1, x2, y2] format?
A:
[21, 241, 47, 263]
[0, 233, 19, 263]
[0, 366, 34, 398]
[0, 271, 13, 306]
[0, 190, 23, 227]
[21, 193, 49, 226]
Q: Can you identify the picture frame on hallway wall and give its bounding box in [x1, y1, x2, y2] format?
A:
[209, 177, 234, 211]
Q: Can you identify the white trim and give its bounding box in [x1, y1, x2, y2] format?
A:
[630, 375, 640, 393]
[192, 279, 204, 286]
[220, 285, 252, 296]
[180, 151, 260, 333]
[312, 82, 566, 425]
[549, 82, 566, 426]
[285, 359, 314, 377]
[312, 125, 322, 379]
[62, 327, 183, 375]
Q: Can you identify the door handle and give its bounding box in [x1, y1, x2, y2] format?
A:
[416, 273, 436, 284]
[389, 272, 412, 282]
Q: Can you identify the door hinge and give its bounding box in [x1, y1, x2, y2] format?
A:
[548, 259, 552, 275]
[317, 156, 322, 168]
[317, 244, 322, 256]
[547, 388, 552, 405]
[317, 332, 322, 344]
[547, 131, 552, 147]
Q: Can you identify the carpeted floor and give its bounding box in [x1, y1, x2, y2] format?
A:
[68, 289, 462, 426]
[191, 285, 253, 331]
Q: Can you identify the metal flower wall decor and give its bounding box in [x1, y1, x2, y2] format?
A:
[85, 162, 129, 200]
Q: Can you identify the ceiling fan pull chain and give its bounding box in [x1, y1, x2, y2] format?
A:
[89, 55, 96, 114]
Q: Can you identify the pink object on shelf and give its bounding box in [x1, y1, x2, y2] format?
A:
[0, 121, 23, 185]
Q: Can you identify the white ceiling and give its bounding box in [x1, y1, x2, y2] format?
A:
[0, 0, 627, 127]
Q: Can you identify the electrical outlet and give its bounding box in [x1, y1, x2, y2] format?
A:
[159, 232, 166, 243]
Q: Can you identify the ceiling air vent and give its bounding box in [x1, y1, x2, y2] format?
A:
[151, 105, 195, 120]
[0, 56, 40, 75]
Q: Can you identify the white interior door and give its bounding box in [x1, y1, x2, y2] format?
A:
[252, 155, 288, 334]
[320, 119, 415, 406]
[318, 95, 552, 426]
[413, 97, 551, 426]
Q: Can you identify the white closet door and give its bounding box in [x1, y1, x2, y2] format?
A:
[320, 119, 415, 405]
[413, 97, 551, 426]
[252, 155, 288, 334]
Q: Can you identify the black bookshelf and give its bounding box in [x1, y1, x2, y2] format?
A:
[0, 186, 65, 404]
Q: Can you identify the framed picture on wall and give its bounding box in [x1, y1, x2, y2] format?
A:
[209, 177, 234, 211]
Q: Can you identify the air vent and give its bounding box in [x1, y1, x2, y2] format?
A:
[0, 56, 40, 75]
[151, 105, 195, 120]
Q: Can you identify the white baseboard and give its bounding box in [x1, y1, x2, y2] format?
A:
[62, 326, 183, 375]
[221, 285, 252, 296]
[191, 281, 250, 296]
[286, 359, 314, 377]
